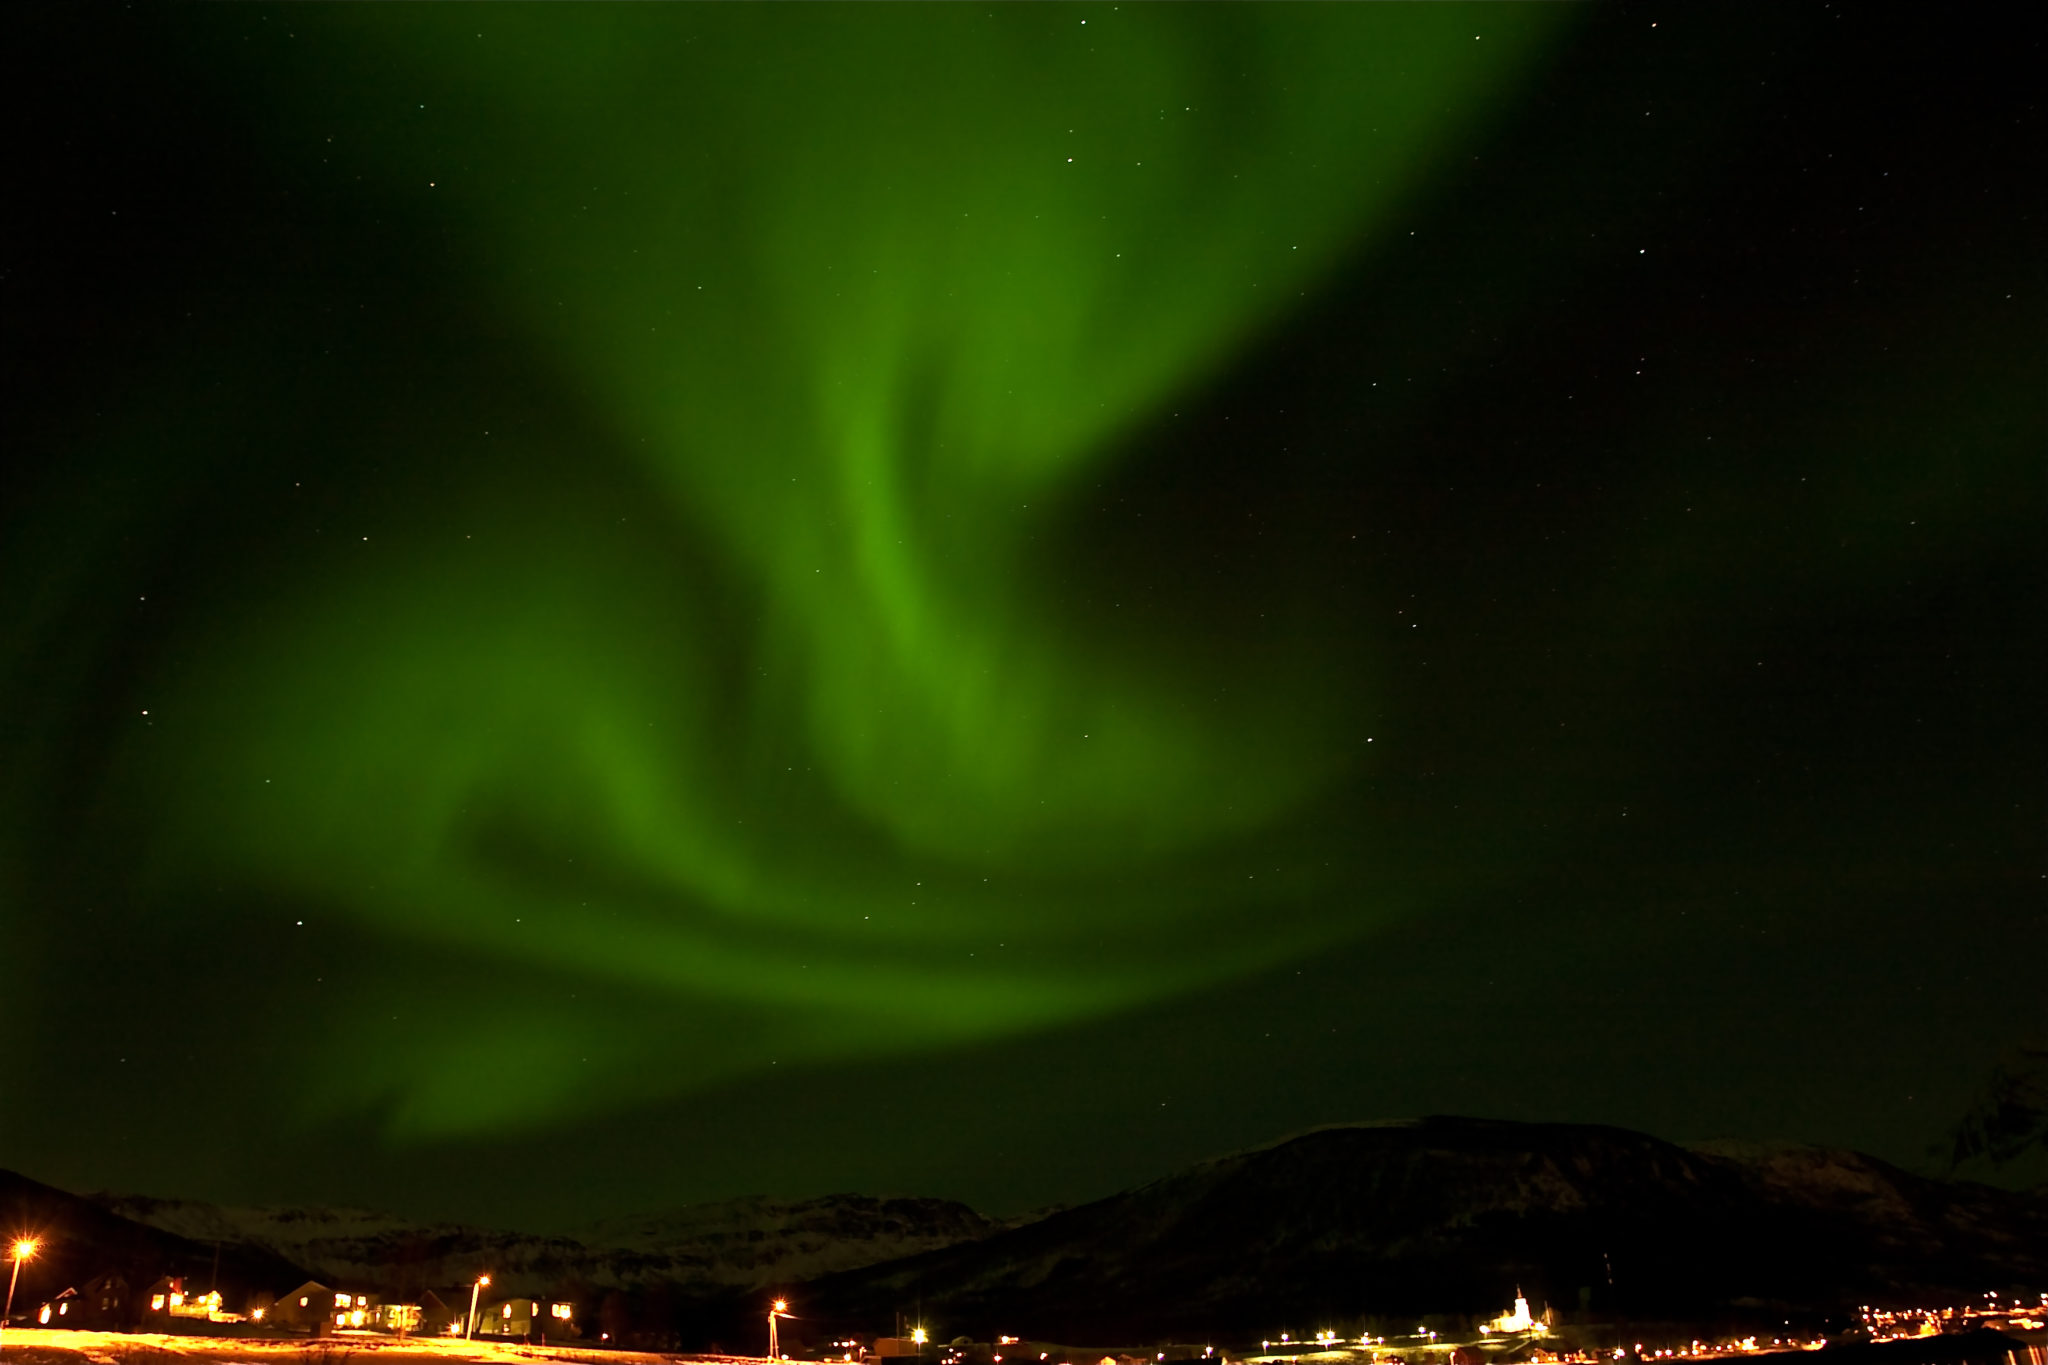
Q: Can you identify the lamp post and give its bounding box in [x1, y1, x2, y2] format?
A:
[466, 1275, 491, 1340]
[768, 1299, 794, 1360]
[4, 1239, 39, 1344]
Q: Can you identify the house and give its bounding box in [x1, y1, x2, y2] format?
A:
[34, 1287, 79, 1326]
[375, 1290, 456, 1337]
[476, 1296, 579, 1343]
[140, 1277, 190, 1323]
[327, 1288, 381, 1332]
[264, 1282, 335, 1333]
[73, 1273, 134, 1328]
[413, 1290, 459, 1337]
[374, 1300, 420, 1335]
[134, 1276, 248, 1327]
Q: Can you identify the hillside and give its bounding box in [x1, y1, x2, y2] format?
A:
[789, 1117, 2048, 1342]
[0, 1170, 310, 1308]
[1940, 1044, 2048, 1191]
[12, 1115, 2045, 1347]
[89, 1190, 1002, 1298]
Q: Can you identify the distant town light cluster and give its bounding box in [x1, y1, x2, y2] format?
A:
[1860, 1292, 2048, 1342]
[1237, 1287, 2048, 1365]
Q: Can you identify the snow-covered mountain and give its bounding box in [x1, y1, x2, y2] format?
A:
[582, 1194, 1005, 1287]
[790, 1117, 2048, 1342]
[31, 1115, 2048, 1348]
[90, 1191, 1006, 1297]
[1939, 1043, 2048, 1191]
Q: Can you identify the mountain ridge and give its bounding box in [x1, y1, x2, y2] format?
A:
[85, 1190, 1005, 1298]
[8, 1115, 2044, 1346]
[788, 1116, 2048, 1341]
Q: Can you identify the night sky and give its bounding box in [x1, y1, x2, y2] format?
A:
[2, 4, 2041, 1232]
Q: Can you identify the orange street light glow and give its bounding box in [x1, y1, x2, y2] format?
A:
[4, 1240, 42, 1347]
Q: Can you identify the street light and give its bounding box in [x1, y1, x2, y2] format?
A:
[466, 1275, 491, 1340]
[768, 1298, 794, 1360]
[3, 1238, 39, 1345]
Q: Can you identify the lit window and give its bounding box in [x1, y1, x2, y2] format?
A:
[169, 1293, 184, 1308]
[301, 1297, 310, 1307]
[59, 1302, 69, 1315]
[152, 1295, 167, 1311]
[39, 1306, 51, 1325]
[503, 1303, 513, 1317]
[552, 1303, 572, 1320]
[336, 1293, 351, 1308]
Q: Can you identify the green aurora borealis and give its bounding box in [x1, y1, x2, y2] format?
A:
[3, 5, 2042, 1220]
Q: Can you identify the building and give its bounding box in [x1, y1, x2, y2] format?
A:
[140, 1278, 193, 1323]
[129, 1278, 239, 1328]
[327, 1289, 381, 1331]
[375, 1290, 456, 1337]
[1483, 1291, 1549, 1337]
[265, 1282, 336, 1333]
[35, 1288, 79, 1326]
[73, 1273, 134, 1328]
[476, 1296, 578, 1342]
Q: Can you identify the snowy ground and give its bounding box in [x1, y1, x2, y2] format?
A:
[0, 1329, 764, 1365]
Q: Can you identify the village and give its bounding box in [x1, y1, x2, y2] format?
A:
[7, 1244, 2044, 1365]
[21, 1266, 580, 1346]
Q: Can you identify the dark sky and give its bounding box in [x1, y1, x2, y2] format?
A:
[2, 4, 2041, 1233]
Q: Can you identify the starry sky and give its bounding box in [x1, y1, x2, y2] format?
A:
[2, 4, 2041, 1230]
